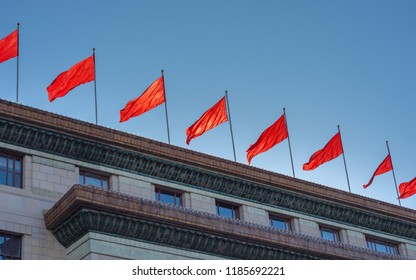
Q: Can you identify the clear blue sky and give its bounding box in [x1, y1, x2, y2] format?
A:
[1, 0, 415, 208]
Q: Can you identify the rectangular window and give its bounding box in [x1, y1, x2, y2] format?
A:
[79, 170, 109, 189]
[269, 215, 291, 231]
[320, 226, 340, 242]
[216, 201, 239, 219]
[366, 237, 399, 255]
[154, 187, 182, 206]
[0, 232, 22, 260]
[0, 152, 22, 188]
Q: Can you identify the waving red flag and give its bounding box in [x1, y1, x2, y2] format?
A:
[363, 154, 392, 189]
[303, 132, 343, 171]
[186, 96, 228, 144]
[398, 177, 416, 199]
[120, 76, 165, 123]
[0, 29, 18, 64]
[47, 55, 95, 102]
[246, 114, 288, 164]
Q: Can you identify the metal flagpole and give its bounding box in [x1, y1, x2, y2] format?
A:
[225, 90, 237, 162]
[16, 22, 20, 103]
[92, 48, 98, 125]
[283, 108, 296, 177]
[338, 125, 351, 193]
[161, 70, 171, 144]
[386, 141, 402, 206]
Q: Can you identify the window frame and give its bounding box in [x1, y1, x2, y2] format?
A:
[366, 236, 399, 255]
[0, 151, 23, 189]
[269, 214, 292, 231]
[319, 226, 340, 242]
[0, 231, 22, 260]
[79, 169, 109, 189]
[215, 200, 240, 219]
[154, 186, 183, 207]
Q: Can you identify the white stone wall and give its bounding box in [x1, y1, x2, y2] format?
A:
[240, 205, 269, 226]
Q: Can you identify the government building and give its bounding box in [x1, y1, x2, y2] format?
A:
[0, 99, 415, 260]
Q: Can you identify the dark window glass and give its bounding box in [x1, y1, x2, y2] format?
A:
[270, 215, 291, 231]
[155, 187, 182, 206]
[216, 201, 239, 219]
[79, 170, 109, 189]
[320, 227, 340, 242]
[0, 153, 22, 188]
[366, 237, 399, 255]
[0, 232, 21, 260]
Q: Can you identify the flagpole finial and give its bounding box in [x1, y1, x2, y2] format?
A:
[17, 22, 20, 27]
[92, 48, 95, 53]
[161, 69, 164, 76]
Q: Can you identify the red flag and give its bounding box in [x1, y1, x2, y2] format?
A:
[363, 154, 392, 189]
[0, 29, 18, 64]
[186, 96, 228, 144]
[303, 132, 343, 171]
[399, 177, 416, 199]
[47, 55, 95, 102]
[246, 114, 288, 164]
[120, 76, 165, 123]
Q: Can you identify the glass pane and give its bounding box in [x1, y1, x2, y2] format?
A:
[0, 235, 4, 255]
[7, 172, 13, 186]
[10, 236, 21, 258]
[102, 178, 108, 189]
[3, 236, 10, 256]
[271, 219, 286, 231]
[217, 205, 235, 218]
[154, 191, 159, 201]
[13, 174, 21, 188]
[7, 158, 14, 172]
[0, 156, 7, 169]
[175, 196, 182, 206]
[0, 171, 6, 185]
[79, 174, 84, 184]
[15, 159, 21, 173]
[84, 175, 102, 187]
[159, 191, 175, 205]
[375, 242, 388, 253]
[321, 229, 338, 241]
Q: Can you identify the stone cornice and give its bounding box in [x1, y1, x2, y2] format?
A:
[44, 185, 406, 260]
[1, 114, 416, 241]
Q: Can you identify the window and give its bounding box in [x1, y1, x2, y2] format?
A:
[0, 232, 21, 260]
[79, 170, 109, 189]
[320, 226, 340, 242]
[269, 215, 291, 231]
[154, 187, 182, 206]
[366, 237, 399, 255]
[0, 152, 22, 188]
[216, 201, 239, 219]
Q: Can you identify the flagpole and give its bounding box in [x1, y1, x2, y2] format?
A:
[338, 125, 351, 193]
[386, 141, 402, 206]
[283, 108, 296, 177]
[161, 70, 171, 144]
[225, 90, 237, 162]
[92, 48, 98, 125]
[16, 22, 20, 103]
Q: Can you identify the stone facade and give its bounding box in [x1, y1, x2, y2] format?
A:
[0, 99, 415, 260]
